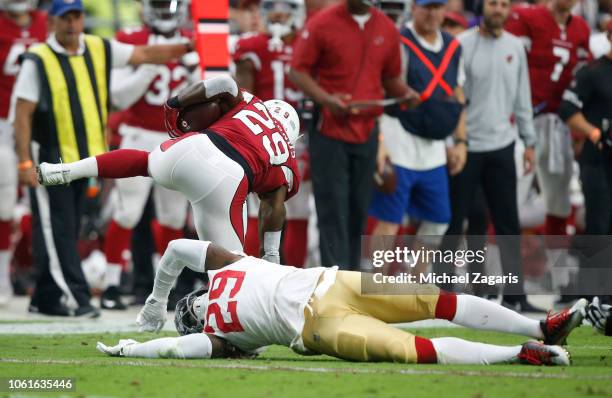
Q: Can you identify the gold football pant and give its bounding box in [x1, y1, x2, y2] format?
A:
[302, 271, 441, 363]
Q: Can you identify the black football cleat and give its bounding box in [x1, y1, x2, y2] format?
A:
[518, 341, 570, 366]
[540, 298, 587, 345]
[101, 286, 127, 310]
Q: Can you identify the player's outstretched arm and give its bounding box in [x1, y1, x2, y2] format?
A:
[96, 333, 242, 359]
[258, 186, 288, 264]
[137, 240, 242, 332]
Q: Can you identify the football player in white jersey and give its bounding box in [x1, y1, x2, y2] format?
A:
[97, 239, 588, 366]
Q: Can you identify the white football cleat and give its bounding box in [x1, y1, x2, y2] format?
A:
[37, 162, 71, 186]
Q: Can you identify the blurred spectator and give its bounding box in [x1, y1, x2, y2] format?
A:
[100, 0, 198, 310]
[559, 20, 612, 296]
[590, 13, 612, 57]
[370, 0, 467, 277]
[0, 0, 48, 306]
[233, 0, 311, 267]
[444, 0, 538, 310]
[442, 11, 469, 35]
[506, 0, 591, 238]
[83, 0, 141, 38]
[12, 0, 195, 316]
[290, 0, 416, 269]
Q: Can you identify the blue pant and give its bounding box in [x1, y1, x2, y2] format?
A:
[369, 165, 450, 224]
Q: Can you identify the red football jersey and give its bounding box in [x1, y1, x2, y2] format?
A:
[232, 32, 303, 107]
[505, 5, 591, 113]
[209, 91, 300, 199]
[116, 27, 193, 132]
[0, 10, 47, 118]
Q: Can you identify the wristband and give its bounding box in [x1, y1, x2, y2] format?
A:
[589, 127, 601, 144]
[263, 231, 282, 256]
[454, 138, 468, 147]
[18, 160, 33, 170]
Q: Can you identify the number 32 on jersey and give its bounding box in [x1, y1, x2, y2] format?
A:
[233, 93, 291, 166]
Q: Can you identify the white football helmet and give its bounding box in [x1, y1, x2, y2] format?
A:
[260, 0, 304, 39]
[1, 0, 37, 13]
[265, 99, 300, 147]
[142, 0, 188, 35]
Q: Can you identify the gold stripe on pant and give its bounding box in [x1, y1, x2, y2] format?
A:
[302, 271, 440, 363]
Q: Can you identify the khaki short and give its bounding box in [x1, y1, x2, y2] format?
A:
[302, 271, 440, 363]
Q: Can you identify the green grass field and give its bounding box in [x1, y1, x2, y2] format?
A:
[1, 327, 611, 398]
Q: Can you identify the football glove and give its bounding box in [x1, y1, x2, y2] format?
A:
[96, 339, 138, 357]
[136, 295, 167, 333]
[582, 297, 611, 334]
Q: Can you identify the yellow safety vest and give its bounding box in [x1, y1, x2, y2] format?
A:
[25, 35, 110, 163]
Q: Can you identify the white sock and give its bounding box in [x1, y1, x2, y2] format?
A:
[432, 337, 521, 365]
[453, 295, 543, 339]
[0, 251, 11, 288]
[105, 263, 122, 288]
[67, 157, 98, 180]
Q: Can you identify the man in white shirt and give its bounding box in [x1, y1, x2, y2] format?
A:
[11, 0, 195, 317]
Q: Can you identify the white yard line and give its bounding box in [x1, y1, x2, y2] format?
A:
[1, 358, 610, 380]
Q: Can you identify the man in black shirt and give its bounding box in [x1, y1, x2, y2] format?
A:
[558, 21, 612, 300]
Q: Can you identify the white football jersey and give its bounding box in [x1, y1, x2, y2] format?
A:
[200, 256, 328, 353]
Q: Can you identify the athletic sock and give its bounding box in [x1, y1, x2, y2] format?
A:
[0, 221, 11, 291]
[104, 220, 132, 288]
[244, 217, 260, 257]
[545, 214, 567, 236]
[431, 337, 522, 364]
[282, 219, 308, 267]
[151, 220, 183, 255]
[66, 157, 98, 180]
[452, 294, 543, 338]
[95, 149, 149, 178]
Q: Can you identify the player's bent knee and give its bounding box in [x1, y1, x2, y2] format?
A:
[165, 239, 209, 269]
[113, 210, 141, 230]
[417, 221, 448, 246]
[385, 337, 418, 364]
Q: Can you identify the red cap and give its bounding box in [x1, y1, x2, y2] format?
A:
[444, 11, 469, 29]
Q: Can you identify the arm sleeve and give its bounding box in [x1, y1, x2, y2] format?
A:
[151, 240, 210, 302]
[111, 39, 136, 68]
[122, 334, 213, 359]
[291, 22, 322, 74]
[558, 66, 593, 122]
[13, 59, 40, 103]
[514, 45, 537, 147]
[505, 9, 532, 51]
[110, 65, 160, 110]
[382, 29, 402, 79]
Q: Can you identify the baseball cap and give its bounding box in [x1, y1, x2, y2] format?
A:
[415, 0, 448, 6]
[444, 11, 468, 28]
[50, 0, 84, 17]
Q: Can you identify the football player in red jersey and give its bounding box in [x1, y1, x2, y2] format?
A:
[0, 0, 47, 305]
[505, 0, 591, 237]
[100, 0, 200, 309]
[37, 76, 302, 270]
[233, 0, 311, 267]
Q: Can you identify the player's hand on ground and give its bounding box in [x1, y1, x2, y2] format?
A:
[96, 339, 138, 357]
[136, 295, 167, 333]
[523, 146, 535, 174]
[583, 297, 610, 334]
[322, 93, 351, 116]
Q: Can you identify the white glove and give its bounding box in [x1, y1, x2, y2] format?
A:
[582, 297, 611, 334]
[96, 339, 138, 357]
[136, 295, 167, 333]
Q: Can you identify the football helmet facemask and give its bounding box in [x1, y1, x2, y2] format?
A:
[174, 287, 208, 336]
[142, 0, 188, 35]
